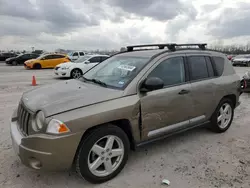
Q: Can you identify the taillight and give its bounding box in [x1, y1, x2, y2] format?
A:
[241, 79, 247, 89]
[244, 80, 247, 88]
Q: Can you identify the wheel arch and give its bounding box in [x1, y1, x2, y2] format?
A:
[70, 68, 83, 78]
[33, 63, 42, 69]
[222, 94, 236, 108]
[72, 119, 135, 166]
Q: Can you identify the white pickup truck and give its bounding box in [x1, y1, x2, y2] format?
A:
[68, 51, 85, 61]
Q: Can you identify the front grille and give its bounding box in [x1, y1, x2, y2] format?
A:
[17, 103, 31, 136]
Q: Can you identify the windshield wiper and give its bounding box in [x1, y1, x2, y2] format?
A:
[82, 76, 107, 87]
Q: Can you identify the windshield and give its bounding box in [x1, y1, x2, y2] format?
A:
[74, 55, 91, 63]
[82, 56, 149, 89]
[68, 52, 74, 56]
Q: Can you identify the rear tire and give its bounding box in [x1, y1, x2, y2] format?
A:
[76, 125, 130, 184]
[33, 63, 41, 69]
[210, 98, 234, 133]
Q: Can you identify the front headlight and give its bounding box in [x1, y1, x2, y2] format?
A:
[61, 66, 70, 70]
[32, 111, 45, 131]
[46, 119, 70, 134]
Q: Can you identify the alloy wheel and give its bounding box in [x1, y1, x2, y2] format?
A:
[72, 69, 82, 79]
[217, 103, 232, 129]
[87, 135, 124, 177]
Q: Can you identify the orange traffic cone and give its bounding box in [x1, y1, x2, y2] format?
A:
[32, 75, 37, 86]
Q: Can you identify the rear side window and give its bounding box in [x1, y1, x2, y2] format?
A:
[212, 56, 225, 76]
[188, 56, 209, 81]
[79, 52, 84, 56]
[73, 52, 78, 56]
[205, 56, 215, 77]
[53, 55, 64, 58]
[89, 56, 101, 63]
[101, 56, 109, 62]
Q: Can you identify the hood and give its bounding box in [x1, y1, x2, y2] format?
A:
[25, 59, 37, 63]
[233, 58, 250, 62]
[6, 57, 16, 61]
[22, 79, 123, 116]
[56, 62, 73, 68]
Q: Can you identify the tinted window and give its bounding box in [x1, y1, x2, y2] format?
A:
[21, 54, 30, 58]
[212, 56, 225, 76]
[73, 52, 78, 56]
[31, 54, 39, 58]
[89, 56, 101, 63]
[53, 55, 64, 58]
[79, 52, 84, 56]
[101, 56, 109, 62]
[188, 56, 208, 81]
[205, 56, 215, 77]
[148, 57, 185, 87]
[44, 55, 54, 60]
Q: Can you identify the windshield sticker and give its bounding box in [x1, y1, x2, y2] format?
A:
[117, 65, 136, 71]
[118, 81, 125, 85]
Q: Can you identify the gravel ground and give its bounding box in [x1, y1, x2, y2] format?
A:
[1, 63, 250, 188]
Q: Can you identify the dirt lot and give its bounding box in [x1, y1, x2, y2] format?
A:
[1, 63, 250, 188]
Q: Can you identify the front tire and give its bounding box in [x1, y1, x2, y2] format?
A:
[210, 98, 234, 133]
[12, 61, 18, 66]
[71, 69, 82, 79]
[33, 63, 41, 69]
[76, 125, 129, 184]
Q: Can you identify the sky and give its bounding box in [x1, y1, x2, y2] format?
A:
[0, 0, 250, 51]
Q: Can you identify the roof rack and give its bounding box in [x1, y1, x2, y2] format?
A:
[126, 43, 207, 52]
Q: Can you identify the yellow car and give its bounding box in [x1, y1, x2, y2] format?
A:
[24, 53, 70, 69]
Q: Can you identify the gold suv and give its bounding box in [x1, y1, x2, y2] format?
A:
[11, 43, 241, 183]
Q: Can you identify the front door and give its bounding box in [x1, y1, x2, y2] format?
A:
[80, 56, 101, 73]
[140, 55, 194, 139]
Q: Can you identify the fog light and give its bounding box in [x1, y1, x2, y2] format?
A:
[29, 157, 42, 169]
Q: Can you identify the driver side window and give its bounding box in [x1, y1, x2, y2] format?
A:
[148, 56, 186, 87]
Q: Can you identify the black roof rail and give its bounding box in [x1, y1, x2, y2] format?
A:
[126, 43, 207, 52]
[175, 43, 207, 50]
[127, 44, 176, 52]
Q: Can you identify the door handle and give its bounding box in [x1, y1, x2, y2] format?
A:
[178, 89, 190, 95]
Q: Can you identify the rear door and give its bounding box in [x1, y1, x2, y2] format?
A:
[41, 55, 54, 68]
[20, 54, 31, 64]
[186, 55, 218, 122]
[53, 55, 67, 66]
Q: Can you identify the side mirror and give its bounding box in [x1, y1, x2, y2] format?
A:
[85, 60, 90, 64]
[41, 57, 45, 60]
[141, 77, 164, 92]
